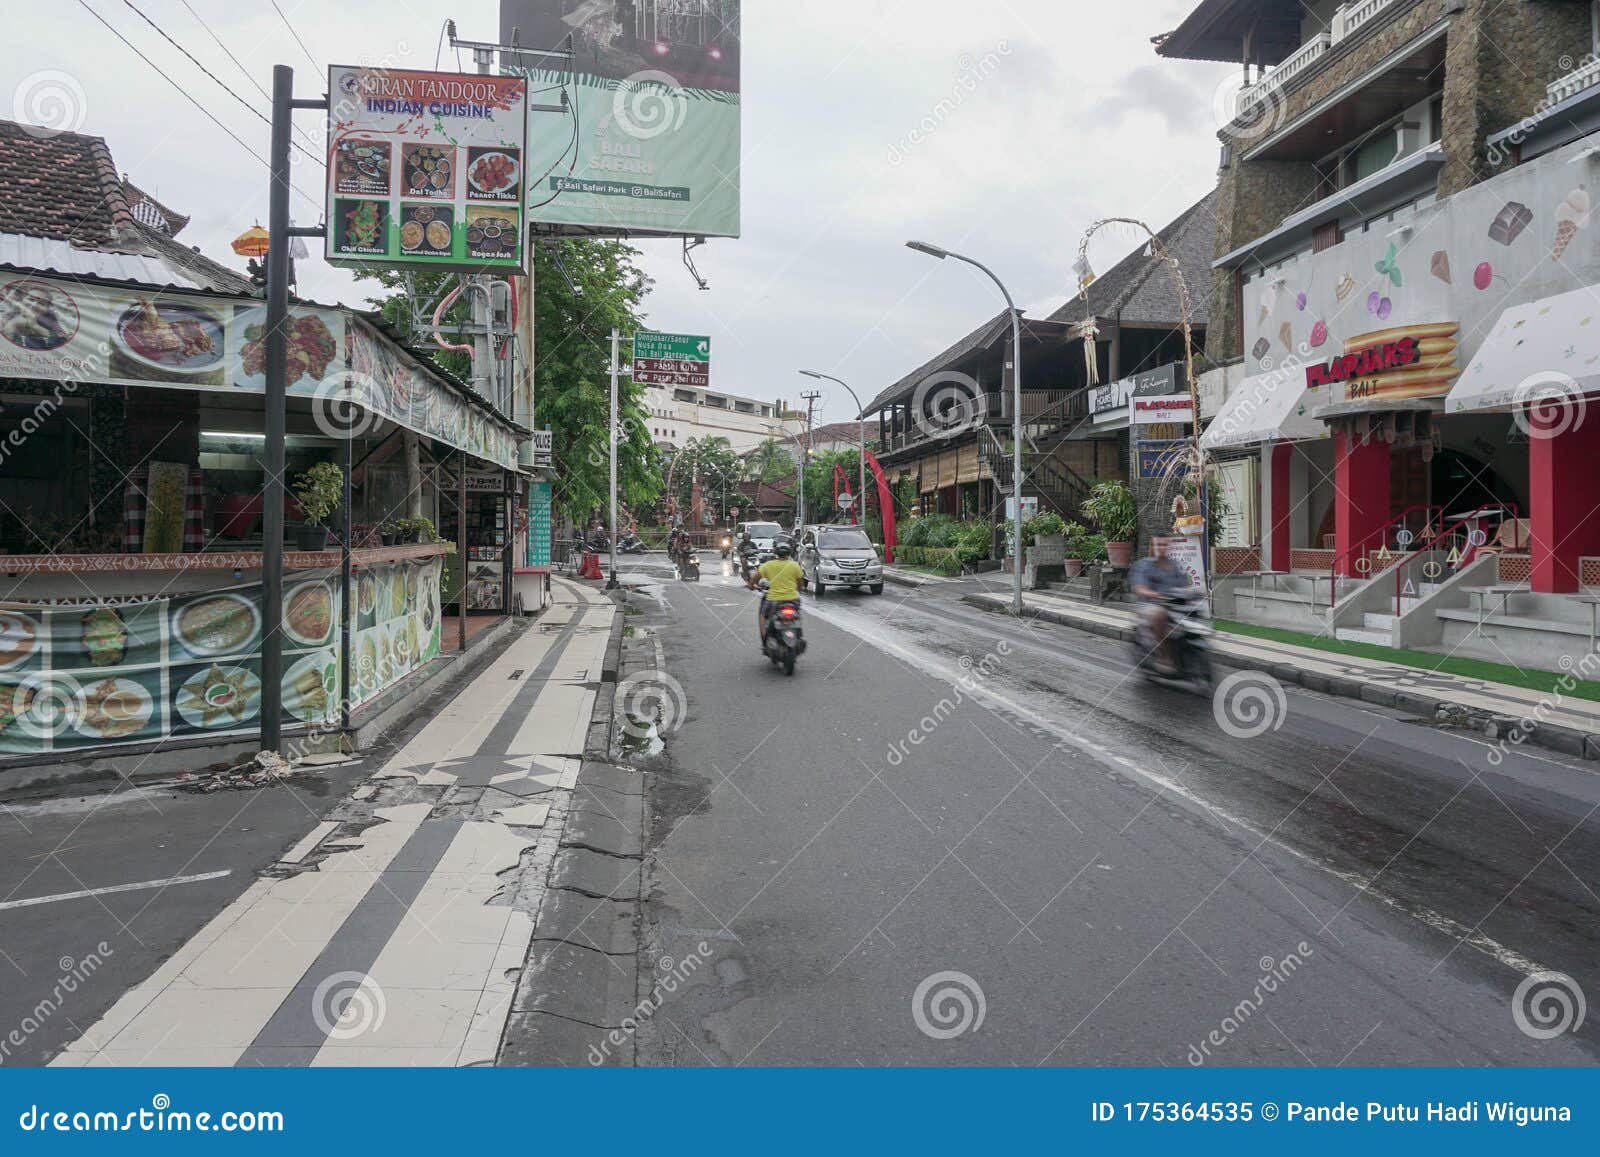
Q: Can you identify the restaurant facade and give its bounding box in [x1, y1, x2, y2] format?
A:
[0, 121, 529, 764]
[1169, 0, 1600, 670]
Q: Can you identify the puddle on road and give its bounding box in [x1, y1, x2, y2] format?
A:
[617, 712, 666, 759]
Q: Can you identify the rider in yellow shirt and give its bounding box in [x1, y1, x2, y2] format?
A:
[748, 539, 804, 643]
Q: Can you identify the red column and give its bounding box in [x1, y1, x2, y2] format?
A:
[1334, 428, 1391, 577]
[1268, 443, 1293, 572]
[1529, 405, 1600, 593]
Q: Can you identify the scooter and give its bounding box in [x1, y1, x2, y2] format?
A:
[1129, 590, 1214, 690]
[618, 532, 645, 554]
[756, 580, 804, 676]
[718, 533, 734, 559]
[676, 548, 701, 582]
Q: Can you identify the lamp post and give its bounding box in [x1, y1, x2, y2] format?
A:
[799, 370, 868, 527]
[906, 240, 1024, 615]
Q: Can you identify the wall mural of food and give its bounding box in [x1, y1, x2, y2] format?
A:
[0, 559, 441, 754]
[0, 270, 519, 470]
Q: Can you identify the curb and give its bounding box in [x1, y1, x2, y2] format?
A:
[961, 594, 1600, 763]
[883, 568, 938, 589]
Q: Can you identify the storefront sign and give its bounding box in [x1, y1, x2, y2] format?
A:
[1135, 439, 1189, 479]
[1091, 363, 1177, 423]
[501, 0, 741, 239]
[325, 66, 529, 272]
[527, 481, 552, 568]
[633, 331, 710, 386]
[0, 272, 520, 470]
[464, 471, 510, 495]
[530, 429, 553, 469]
[1306, 324, 1460, 404]
[1131, 394, 1195, 425]
[1165, 535, 1206, 589]
[0, 559, 441, 756]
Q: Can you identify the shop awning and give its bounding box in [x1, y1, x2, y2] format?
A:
[1200, 370, 1330, 451]
[1446, 286, 1600, 415]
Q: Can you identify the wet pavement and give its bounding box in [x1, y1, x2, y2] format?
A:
[623, 553, 1600, 1066]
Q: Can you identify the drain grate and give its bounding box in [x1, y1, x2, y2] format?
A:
[508, 669, 525, 680]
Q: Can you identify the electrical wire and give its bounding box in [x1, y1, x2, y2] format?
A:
[269, 0, 321, 71]
[179, 0, 321, 154]
[120, 0, 321, 168]
[76, 0, 322, 210]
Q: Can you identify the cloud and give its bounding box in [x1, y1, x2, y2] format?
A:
[1089, 65, 1213, 135]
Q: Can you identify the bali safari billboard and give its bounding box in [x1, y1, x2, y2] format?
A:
[499, 0, 741, 238]
[325, 66, 529, 272]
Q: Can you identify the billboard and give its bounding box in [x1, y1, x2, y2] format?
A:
[499, 1, 741, 238]
[325, 66, 529, 272]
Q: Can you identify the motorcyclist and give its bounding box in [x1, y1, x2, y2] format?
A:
[746, 539, 804, 647]
[1130, 536, 1191, 675]
[736, 530, 756, 577]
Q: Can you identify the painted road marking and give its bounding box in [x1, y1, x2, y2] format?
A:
[0, 870, 232, 912]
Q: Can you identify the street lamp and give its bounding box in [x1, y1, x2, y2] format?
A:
[799, 370, 868, 528]
[906, 240, 1025, 615]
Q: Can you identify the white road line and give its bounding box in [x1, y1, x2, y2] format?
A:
[0, 870, 231, 912]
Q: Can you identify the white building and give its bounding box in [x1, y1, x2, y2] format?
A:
[642, 385, 805, 454]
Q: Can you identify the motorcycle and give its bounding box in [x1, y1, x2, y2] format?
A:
[618, 532, 645, 554]
[1129, 590, 1214, 690]
[756, 579, 804, 676]
[737, 543, 768, 581]
[718, 532, 734, 559]
[676, 547, 701, 582]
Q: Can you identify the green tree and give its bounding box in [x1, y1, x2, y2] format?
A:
[355, 239, 661, 524]
[671, 436, 743, 525]
[802, 448, 866, 524]
[745, 438, 794, 483]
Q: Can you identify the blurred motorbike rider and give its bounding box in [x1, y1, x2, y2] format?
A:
[1130, 536, 1190, 675]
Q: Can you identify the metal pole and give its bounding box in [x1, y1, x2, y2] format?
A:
[607, 327, 619, 589]
[339, 427, 353, 737]
[1008, 306, 1023, 615]
[260, 64, 294, 754]
[458, 456, 467, 653]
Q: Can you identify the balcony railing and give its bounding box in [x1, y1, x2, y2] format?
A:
[1548, 55, 1600, 106]
[1238, 33, 1329, 115]
[1235, 0, 1404, 120]
[1331, 0, 1399, 43]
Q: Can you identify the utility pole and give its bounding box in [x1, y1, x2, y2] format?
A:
[800, 389, 821, 529]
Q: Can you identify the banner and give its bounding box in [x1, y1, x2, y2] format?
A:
[0, 273, 520, 469]
[501, 0, 741, 238]
[0, 559, 441, 755]
[325, 66, 529, 273]
[1166, 534, 1207, 589]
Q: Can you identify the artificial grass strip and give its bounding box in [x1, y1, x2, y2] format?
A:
[1214, 619, 1600, 703]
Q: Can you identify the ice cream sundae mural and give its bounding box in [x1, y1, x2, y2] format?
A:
[1246, 136, 1600, 405]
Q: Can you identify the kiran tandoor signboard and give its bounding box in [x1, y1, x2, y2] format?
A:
[499, 0, 741, 238]
[326, 66, 529, 272]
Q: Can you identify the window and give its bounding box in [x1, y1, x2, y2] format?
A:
[734, 400, 754, 414]
[673, 389, 697, 403]
[703, 395, 727, 409]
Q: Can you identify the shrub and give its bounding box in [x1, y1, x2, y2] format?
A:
[1081, 480, 1138, 541]
[1028, 511, 1067, 539]
[1075, 533, 1108, 563]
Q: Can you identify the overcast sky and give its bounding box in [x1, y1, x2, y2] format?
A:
[13, 0, 1233, 423]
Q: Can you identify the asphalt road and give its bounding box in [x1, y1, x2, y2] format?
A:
[0, 756, 369, 1066]
[627, 554, 1600, 1066]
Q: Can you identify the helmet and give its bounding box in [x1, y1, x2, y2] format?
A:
[774, 540, 794, 558]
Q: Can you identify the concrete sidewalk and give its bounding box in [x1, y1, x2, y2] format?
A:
[52, 577, 623, 1067]
[964, 589, 1600, 761]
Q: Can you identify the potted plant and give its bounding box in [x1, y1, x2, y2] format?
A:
[394, 516, 440, 544]
[1028, 511, 1067, 547]
[292, 462, 343, 551]
[1060, 521, 1088, 578]
[1082, 481, 1138, 567]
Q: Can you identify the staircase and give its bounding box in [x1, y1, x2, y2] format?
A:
[1333, 582, 1442, 645]
[979, 395, 1095, 519]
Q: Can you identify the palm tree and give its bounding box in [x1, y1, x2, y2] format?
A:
[744, 438, 794, 483]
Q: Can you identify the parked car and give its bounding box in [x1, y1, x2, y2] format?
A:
[799, 524, 884, 596]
